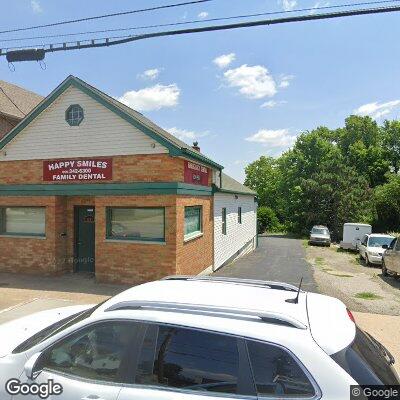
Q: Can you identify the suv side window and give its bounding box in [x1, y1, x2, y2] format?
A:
[135, 324, 253, 396]
[247, 340, 316, 397]
[362, 235, 368, 246]
[395, 239, 400, 251]
[38, 321, 141, 383]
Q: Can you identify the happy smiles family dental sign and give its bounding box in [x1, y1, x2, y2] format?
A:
[43, 158, 113, 182]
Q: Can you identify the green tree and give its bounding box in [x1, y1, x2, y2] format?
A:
[338, 115, 389, 186]
[257, 206, 281, 233]
[299, 160, 373, 240]
[381, 120, 400, 173]
[244, 156, 284, 217]
[374, 173, 400, 231]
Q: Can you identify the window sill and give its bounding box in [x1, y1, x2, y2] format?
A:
[184, 232, 203, 243]
[105, 239, 166, 245]
[0, 234, 46, 240]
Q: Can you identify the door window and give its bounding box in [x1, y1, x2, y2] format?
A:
[38, 321, 140, 383]
[362, 235, 368, 246]
[247, 340, 316, 397]
[395, 239, 400, 251]
[135, 325, 248, 396]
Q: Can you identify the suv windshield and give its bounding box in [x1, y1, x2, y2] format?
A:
[12, 300, 108, 354]
[368, 236, 393, 248]
[330, 327, 400, 385]
[312, 228, 329, 235]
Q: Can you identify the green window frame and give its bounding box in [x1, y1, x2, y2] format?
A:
[0, 206, 46, 237]
[184, 206, 202, 240]
[238, 207, 242, 224]
[65, 104, 84, 126]
[222, 207, 227, 235]
[106, 207, 165, 242]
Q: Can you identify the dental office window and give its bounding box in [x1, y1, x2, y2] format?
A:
[184, 206, 202, 239]
[238, 207, 242, 224]
[107, 207, 165, 242]
[0, 207, 46, 236]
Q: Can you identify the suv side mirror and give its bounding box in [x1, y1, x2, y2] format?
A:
[382, 244, 389, 249]
[25, 352, 43, 380]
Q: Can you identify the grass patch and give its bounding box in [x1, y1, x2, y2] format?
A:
[350, 257, 362, 266]
[302, 239, 309, 248]
[315, 257, 325, 266]
[354, 292, 383, 300]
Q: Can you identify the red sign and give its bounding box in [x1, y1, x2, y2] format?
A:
[184, 161, 209, 186]
[43, 158, 113, 182]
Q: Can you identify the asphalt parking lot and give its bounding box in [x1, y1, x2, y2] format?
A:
[214, 235, 319, 293]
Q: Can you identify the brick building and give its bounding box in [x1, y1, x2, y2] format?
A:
[0, 76, 257, 284]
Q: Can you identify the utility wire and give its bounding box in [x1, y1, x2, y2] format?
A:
[1, 0, 399, 44]
[0, 86, 26, 116]
[0, 0, 212, 35]
[3, 4, 400, 57]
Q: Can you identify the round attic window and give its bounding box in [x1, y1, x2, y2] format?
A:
[65, 104, 84, 126]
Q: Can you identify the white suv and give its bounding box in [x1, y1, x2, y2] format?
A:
[0, 276, 398, 400]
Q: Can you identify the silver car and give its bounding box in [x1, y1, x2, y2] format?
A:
[309, 225, 331, 246]
[382, 237, 400, 278]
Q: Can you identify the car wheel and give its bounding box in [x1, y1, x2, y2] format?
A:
[382, 260, 388, 276]
[365, 255, 370, 267]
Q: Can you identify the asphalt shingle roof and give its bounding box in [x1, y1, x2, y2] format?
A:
[0, 80, 43, 120]
[220, 172, 256, 195]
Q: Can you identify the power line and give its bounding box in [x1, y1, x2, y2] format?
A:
[1, 0, 399, 45]
[3, 4, 400, 60]
[0, 0, 212, 35]
[0, 86, 26, 116]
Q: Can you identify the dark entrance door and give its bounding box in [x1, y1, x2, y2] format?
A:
[75, 206, 95, 273]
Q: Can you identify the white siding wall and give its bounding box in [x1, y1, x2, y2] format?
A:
[214, 192, 257, 270]
[0, 86, 167, 161]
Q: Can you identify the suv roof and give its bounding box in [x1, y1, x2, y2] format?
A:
[95, 276, 355, 355]
[97, 276, 309, 328]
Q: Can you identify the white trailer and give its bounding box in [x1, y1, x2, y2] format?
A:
[340, 223, 372, 250]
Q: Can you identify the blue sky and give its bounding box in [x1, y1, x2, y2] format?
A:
[1, 0, 400, 182]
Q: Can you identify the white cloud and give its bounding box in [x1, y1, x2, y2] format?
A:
[279, 74, 294, 88]
[138, 68, 161, 81]
[213, 53, 236, 69]
[224, 64, 277, 99]
[117, 84, 180, 112]
[354, 100, 400, 120]
[198, 11, 209, 18]
[260, 100, 287, 108]
[168, 127, 208, 142]
[245, 129, 296, 148]
[31, 0, 42, 13]
[279, 0, 297, 11]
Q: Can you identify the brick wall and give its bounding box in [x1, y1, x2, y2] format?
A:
[0, 196, 67, 275]
[95, 195, 178, 285]
[0, 154, 187, 185]
[0, 193, 214, 283]
[176, 196, 213, 275]
[0, 152, 215, 283]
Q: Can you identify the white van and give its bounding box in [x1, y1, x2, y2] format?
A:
[340, 223, 372, 250]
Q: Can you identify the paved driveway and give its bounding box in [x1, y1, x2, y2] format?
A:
[213, 235, 319, 293]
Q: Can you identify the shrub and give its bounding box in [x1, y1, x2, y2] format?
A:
[257, 206, 281, 233]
